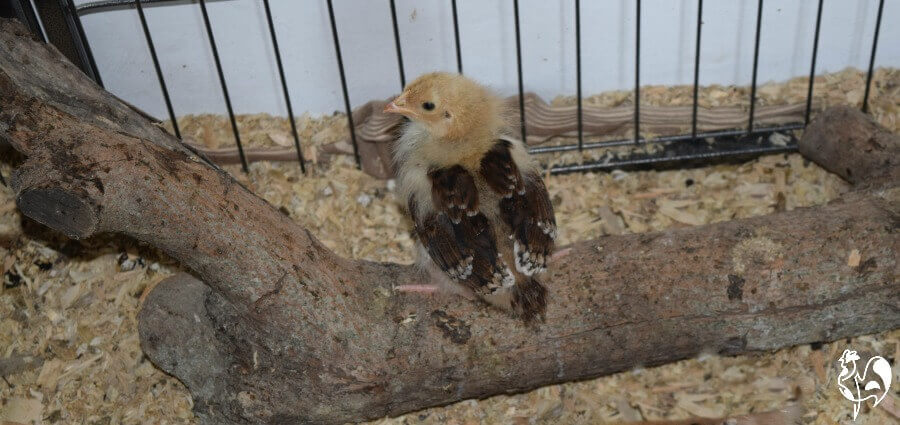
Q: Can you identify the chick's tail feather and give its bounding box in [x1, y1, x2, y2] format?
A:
[510, 277, 548, 322]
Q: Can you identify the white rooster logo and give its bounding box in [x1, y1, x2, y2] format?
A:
[836, 349, 893, 420]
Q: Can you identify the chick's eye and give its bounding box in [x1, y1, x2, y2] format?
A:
[422, 101, 435, 111]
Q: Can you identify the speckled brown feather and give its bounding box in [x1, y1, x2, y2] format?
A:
[411, 167, 513, 296]
[479, 140, 525, 197]
[428, 166, 479, 224]
[480, 140, 557, 276]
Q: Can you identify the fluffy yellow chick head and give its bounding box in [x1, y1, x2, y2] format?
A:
[384, 72, 505, 142]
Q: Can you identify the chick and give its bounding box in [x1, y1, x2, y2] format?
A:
[385, 72, 560, 321]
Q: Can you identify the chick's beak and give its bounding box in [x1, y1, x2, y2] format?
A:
[384, 94, 414, 117]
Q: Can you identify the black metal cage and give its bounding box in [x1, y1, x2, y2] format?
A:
[1, 0, 889, 184]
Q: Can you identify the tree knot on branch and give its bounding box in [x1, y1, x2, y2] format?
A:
[431, 310, 471, 344]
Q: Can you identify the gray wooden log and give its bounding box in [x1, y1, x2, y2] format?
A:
[799, 106, 900, 186]
[1, 19, 897, 425]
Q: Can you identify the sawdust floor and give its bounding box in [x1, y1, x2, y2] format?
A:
[1, 68, 898, 424]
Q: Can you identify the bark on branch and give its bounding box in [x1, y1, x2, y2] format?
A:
[1, 20, 897, 425]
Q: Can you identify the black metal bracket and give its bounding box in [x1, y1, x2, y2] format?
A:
[20, 0, 103, 86]
[545, 128, 800, 175]
[2, 0, 45, 41]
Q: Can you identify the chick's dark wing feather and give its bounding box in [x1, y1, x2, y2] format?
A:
[428, 165, 480, 224]
[480, 140, 557, 275]
[411, 167, 512, 295]
[479, 140, 524, 198]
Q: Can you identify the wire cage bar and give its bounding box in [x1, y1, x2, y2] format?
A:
[804, 0, 824, 126]
[326, 0, 362, 169]
[389, 0, 406, 88]
[262, 0, 307, 173]
[747, 0, 764, 133]
[862, 0, 885, 114]
[691, 0, 703, 140]
[25, 0, 889, 181]
[198, 0, 248, 172]
[575, 0, 583, 150]
[451, 0, 463, 74]
[135, 0, 180, 140]
[633, 0, 641, 144]
[513, 0, 527, 143]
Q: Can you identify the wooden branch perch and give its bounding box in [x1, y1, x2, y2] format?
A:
[1, 20, 897, 425]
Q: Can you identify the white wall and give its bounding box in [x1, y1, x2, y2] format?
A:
[75, 0, 899, 119]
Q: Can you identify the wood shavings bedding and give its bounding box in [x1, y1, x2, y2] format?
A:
[1, 68, 897, 425]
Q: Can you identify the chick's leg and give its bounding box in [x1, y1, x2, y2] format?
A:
[394, 281, 475, 300]
[549, 247, 572, 264]
[394, 272, 476, 300]
[395, 244, 442, 295]
[394, 284, 439, 294]
[395, 244, 476, 300]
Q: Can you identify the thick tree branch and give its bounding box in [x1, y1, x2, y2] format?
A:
[1, 19, 897, 424]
